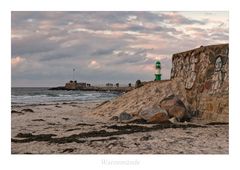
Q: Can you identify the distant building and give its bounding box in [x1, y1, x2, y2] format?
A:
[65, 80, 88, 89]
[77, 82, 86, 88]
[65, 80, 78, 90]
[106, 83, 113, 87]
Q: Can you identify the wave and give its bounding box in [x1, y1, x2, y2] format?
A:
[11, 89, 120, 105]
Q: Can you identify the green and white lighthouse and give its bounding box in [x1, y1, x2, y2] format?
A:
[155, 61, 161, 81]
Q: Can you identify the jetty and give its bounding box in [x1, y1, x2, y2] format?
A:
[49, 80, 134, 92]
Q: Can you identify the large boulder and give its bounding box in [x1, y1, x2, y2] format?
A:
[160, 95, 188, 121]
[135, 80, 143, 88]
[139, 105, 169, 123]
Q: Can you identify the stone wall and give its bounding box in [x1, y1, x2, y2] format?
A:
[170, 44, 229, 122]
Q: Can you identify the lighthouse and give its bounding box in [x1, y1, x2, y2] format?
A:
[155, 61, 161, 81]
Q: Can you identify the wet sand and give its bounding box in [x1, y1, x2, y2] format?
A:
[11, 101, 228, 154]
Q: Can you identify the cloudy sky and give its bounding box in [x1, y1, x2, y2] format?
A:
[11, 11, 228, 87]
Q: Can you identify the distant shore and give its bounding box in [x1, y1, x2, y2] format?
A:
[48, 86, 133, 93]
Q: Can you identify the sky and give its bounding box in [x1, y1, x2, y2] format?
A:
[11, 11, 228, 87]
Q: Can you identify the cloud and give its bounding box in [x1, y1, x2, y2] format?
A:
[160, 12, 207, 25]
[11, 11, 228, 86]
[88, 60, 101, 69]
[11, 56, 25, 67]
[11, 34, 59, 56]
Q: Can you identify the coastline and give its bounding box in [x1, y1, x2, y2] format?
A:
[11, 101, 228, 154]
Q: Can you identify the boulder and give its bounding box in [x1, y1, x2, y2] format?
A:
[135, 80, 143, 88]
[160, 95, 188, 121]
[139, 105, 169, 123]
[119, 112, 133, 122]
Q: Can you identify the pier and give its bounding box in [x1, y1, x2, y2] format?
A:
[48, 80, 134, 92]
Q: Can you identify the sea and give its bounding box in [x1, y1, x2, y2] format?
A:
[11, 87, 120, 106]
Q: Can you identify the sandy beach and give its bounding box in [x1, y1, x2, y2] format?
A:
[11, 12, 229, 155]
[11, 101, 228, 154]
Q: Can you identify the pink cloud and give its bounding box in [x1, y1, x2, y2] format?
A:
[88, 60, 101, 69]
[11, 56, 25, 67]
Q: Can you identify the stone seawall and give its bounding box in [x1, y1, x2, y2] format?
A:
[171, 44, 229, 122]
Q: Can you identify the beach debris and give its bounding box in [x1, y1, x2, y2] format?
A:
[75, 123, 94, 126]
[32, 119, 45, 122]
[62, 148, 75, 153]
[12, 123, 207, 144]
[62, 117, 69, 121]
[66, 128, 82, 132]
[11, 110, 24, 115]
[21, 108, 34, 113]
[139, 105, 169, 123]
[11, 110, 21, 113]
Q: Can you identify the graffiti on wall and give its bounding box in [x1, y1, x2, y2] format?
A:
[210, 56, 223, 94]
[185, 54, 198, 89]
[171, 47, 228, 93]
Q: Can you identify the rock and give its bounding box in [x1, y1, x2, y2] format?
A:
[135, 80, 143, 88]
[139, 105, 169, 123]
[160, 95, 188, 122]
[119, 112, 133, 122]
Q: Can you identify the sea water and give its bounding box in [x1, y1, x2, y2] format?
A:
[11, 87, 120, 106]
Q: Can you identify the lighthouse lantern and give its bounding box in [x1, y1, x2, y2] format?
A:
[155, 61, 161, 81]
